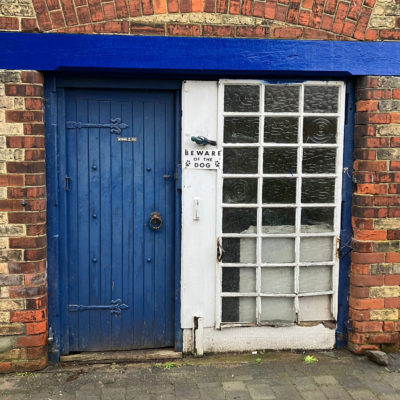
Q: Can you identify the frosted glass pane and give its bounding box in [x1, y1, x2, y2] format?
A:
[299, 266, 332, 293]
[304, 86, 339, 113]
[300, 237, 333, 262]
[222, 268, 256, 293]
[224, 148, 258, 174]
[224, 85, 259, 112]
[303, 117, 337, 144]
[223, 238, 257, 263]
[261, 298, 295, 322]
[223, 208, 257, 233]
[263, 148, 297, 174]
[265, 85, 300, 113]
[261, 267, 294, 294]
[262, 208, 296, 233]
[224, 117, 259, 143]
[222, 297, 256, 323]
[223, 178, 258, 204]
[303, 148, 336, 174]
[298, 295, 333, 321]
[301, 207, 334, 233]
[263, 178, 297, 204]
[264, 117, 298, 143]
[301, 178, 335, 203]
[262, 238, 295, 263]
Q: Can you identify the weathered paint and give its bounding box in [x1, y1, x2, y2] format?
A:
[2, 34, 400, 76]
[46, 79, 183, 358]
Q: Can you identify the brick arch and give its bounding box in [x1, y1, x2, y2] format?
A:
[23, 0, 377, 40]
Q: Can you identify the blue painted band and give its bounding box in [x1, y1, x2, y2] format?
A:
[2, 33, 400, 76]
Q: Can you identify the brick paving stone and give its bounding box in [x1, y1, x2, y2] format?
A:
[313, 376, 339, 386]
[246, 383, 276, 399]
[226, 391, 252, 400]
[364, 379, 397, 395]
[320, 385, 352, 399]
[291, 377, 319, 391]
[271, 385, 303, 400]
[382, 374, 400, 391]
[149, 384, 175, 394]
[101, 387, 126, 400]
[300, 390, 328, 400]
[378, 395, 400, 400]
[174, 382, 200, 399]
[198, 382, 225, 400]
[154, 394, 175, 400]
[126, 393, 152, 400]
[223, 381, 247, 391]
[348, 389, 378, 400]
[75, 392, 101, 400]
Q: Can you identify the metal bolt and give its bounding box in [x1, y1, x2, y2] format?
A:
[147, 258, 152, 263]
[92, 257, 97, 263]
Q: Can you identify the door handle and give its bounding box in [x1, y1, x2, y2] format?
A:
[149, 211, 163, 230]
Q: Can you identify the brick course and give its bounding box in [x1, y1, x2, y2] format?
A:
[0, 70, 47, 372]
[350, 76, 400, 354]
[1, 0, 399, 40]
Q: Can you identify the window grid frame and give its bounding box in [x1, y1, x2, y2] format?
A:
[216, 80, 346, 329]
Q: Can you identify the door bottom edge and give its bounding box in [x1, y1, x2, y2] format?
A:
[59, 348, 182, 364]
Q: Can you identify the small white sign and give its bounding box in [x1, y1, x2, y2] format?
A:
[184, 149, 222, 170]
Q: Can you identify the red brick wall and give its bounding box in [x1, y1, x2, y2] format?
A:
[349, 76, 400, 353]
[0, 70, 47, 372]
[0, 0, 386, 40]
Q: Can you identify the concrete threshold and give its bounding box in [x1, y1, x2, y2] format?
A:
[60, 349, 182, 364]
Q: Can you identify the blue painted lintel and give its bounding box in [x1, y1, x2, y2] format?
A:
[1, 33, 400, 76]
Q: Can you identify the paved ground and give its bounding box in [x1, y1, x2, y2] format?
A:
[1, 349, 400, 399]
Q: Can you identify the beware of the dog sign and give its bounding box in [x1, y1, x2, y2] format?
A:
[184, 149, 222, 170]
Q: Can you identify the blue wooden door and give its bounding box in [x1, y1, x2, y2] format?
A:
[62, 89, 176, 352]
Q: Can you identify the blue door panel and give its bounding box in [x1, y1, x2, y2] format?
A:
[61, 89, 176, 352]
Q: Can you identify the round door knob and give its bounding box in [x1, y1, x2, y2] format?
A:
[149, 211, 163, 230]
[92, 257, 97, 263]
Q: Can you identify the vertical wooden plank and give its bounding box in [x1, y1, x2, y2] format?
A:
[120, 98, 134, 348]
[88, 99, 102, 350]
[164, 92, 176, 345]
[143, 100, 156, 347]
[99, 100, 112, 350]
[132, 98, 145, 348]
[76, 95, 90, 350]
[110, 99, 124, 348]
[59, 89, 72, 354]
[154, 99, 167, 346]
[65, 93, 79, 351]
